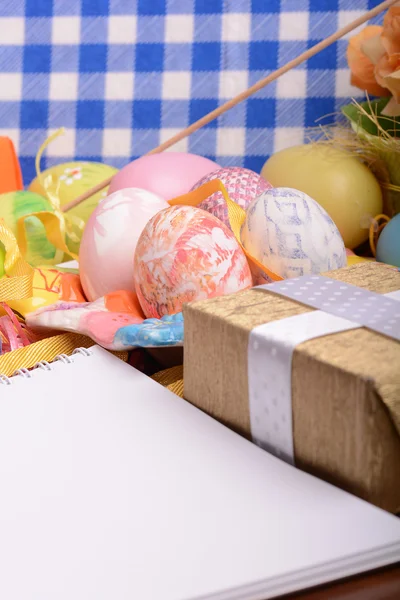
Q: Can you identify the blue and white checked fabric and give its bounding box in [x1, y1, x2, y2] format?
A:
[0, 0, 383, 186]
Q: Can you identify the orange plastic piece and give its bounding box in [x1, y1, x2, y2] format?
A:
[0, 137, 23, 194]
[104, 290, 146, 318]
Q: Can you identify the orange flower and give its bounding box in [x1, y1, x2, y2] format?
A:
[382, 5, 400, 55]
[347, 25, 389, 97]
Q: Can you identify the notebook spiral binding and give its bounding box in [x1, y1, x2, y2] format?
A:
[0, 347, 93, 386]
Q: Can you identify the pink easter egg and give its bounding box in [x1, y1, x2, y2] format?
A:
[108, 153, 220, 201]
[134, 205, 253, 318]
[190, 166, 273, 228]
[346, 248, 355, 256]
[79, 188, 169, 301]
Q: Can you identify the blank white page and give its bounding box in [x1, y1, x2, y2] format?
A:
[0, 346, 398, 600]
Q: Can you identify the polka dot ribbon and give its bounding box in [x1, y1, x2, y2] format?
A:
[266, 275, 400, 342]
[248, 275, 400, 464]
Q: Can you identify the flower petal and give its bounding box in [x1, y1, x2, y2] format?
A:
[347, 25, 388, 96]
[381, 95, 400, 117]
[382, 6, 400, 55]
[386, 68, 400, 103]
[361, 34, 385, 65]
[350, 73, 388, 98]
[376, 54, 400, 102]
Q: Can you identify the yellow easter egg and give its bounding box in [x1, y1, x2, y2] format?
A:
[261, 145, 383, 249]
[29, 161, 118, 225]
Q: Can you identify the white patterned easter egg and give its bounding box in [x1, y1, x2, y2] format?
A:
[190, 166, 272, 229]
[241, 187, 346, 281]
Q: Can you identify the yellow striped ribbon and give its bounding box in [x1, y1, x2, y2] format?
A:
[151, 365, 184, 398]
[0, 333, 128, 376]
[0, 219, 34, 301]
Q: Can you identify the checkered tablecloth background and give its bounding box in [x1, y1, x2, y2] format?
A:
[0, 0, 383, 186]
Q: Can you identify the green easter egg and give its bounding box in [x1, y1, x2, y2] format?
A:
[0, 190, 63, 267]
[29, 161, 118, 225]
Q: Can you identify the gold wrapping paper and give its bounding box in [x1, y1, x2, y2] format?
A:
[183, 263, 400, 512]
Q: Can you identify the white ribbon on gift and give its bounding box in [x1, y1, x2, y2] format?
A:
[248, 275, 400, 465]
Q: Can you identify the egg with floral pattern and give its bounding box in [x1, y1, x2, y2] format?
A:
[241, 187, 346, 282]
[134, 205, 253, 318]
[190, 166, 273, 229]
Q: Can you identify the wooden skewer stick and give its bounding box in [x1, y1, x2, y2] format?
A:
[62, 0, 396, 214]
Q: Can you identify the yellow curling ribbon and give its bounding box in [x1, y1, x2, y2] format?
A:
[16, 128, 82, 262]
[0, 219, 34, 301]
[168, 179, 283, 282]
[369, 213, 391, 257]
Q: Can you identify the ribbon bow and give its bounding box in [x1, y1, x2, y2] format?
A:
[16, 128, 83, 263]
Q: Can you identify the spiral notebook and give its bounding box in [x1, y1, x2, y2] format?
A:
[0, 345, 399, 600]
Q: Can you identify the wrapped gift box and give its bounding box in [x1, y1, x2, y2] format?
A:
[183, 263, 400, 513]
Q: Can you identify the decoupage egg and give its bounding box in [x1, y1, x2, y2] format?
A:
[376, 214, 400, 267]
[261, 145, 383, 249]
[108, 153, 220, 201]
[134, 205, 253, 318]
[0, 190, 62, 266]
[79, 188, 169, 301]
[29, 161, 118, 226]
[190, 166, 273, 229]
[241, 187, 346, 280]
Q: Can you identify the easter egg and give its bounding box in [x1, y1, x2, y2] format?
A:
[108, 153, 220, 201]
[190, 166, 273, 229]
[79, 188, 169, 301]
[0, 190, 62, 266]
[134, 205, 253, 318]
[241, 187, 346, 280]
[376, 214, 400, 267]
[29, 161, 118, 226]
[261, 145, 383, 249]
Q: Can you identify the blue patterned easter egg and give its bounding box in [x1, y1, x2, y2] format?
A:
[241, 187, 346, 281]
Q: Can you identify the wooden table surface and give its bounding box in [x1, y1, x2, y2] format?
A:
[279, 564, 400, 599]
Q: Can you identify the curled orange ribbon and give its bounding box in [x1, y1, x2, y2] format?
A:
[168, 179, 283, 282]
